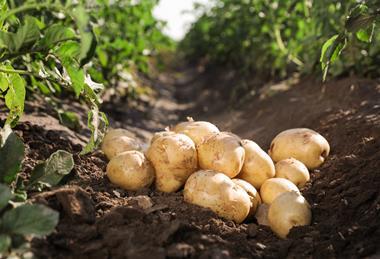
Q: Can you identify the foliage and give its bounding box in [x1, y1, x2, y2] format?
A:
[0, 0, 170, 153]
[0, 184, 59, 256]
[320, 3, 380, 80]
[88, 0, 174, 87]
[0, 0, 105, 153]
[181, 0, 380, 79]
[29, 150, 74, 190]
[0, 126, 76, 256]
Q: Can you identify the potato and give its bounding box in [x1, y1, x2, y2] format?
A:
[260, 178, 300, 204]
[172, 119, 219, 146]
[232, 179, 261, 217]
[150, 130, 175, 144]
[184, 170, 250, 223]
[268, 128, 330, 169]
[268, 192, 312, 238]
[198, 132, 245, 178]
[106, 151, 155, 191]
[146, 133, 198, 192]
[101, 128, 141, 160]
[275, 158, 310, 188]
[238, 140, 275, 189]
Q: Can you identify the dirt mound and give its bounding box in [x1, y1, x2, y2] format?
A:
[9, 74, 379, 258]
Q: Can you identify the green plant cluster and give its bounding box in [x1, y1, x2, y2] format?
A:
[89, 0, 174, 86]
[0, 125, 74, 257]
[180, 0, 380, 79]
[0, 0, 171, 154]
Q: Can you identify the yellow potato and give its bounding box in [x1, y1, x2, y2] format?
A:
[268, 128, 330, 169]
[106, 151, 155, 191]
[101, 128, 141, 160]
[198, 132, 245, 178]
[232, 179, 261, 217]
[260, 178, 300, 204]
[172, 120, 219, 146]
[184, 170, 250, 223]
[238, 140, 275, 189]
[275, 158, 310, 188]
[146, 133, 198, 193]
[150, 130, 176, 144]
[268, 191, 312, 238]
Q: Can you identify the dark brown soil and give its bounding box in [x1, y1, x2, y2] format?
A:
[3, 68, 379, 258]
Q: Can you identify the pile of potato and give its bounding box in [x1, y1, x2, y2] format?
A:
[102, 119, 330, 239]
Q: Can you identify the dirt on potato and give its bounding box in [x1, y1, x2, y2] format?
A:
[6, 68, 380, 258]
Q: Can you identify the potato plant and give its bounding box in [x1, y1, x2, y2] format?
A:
[0, 0, 107, 154]
[0, 126, 75, 256]
[180, 0, 380, 82]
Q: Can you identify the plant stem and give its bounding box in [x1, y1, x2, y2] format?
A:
[1, 3, 62, 21]
[274, 26, 304, 67]
[0, 67, 62, 85]
[0, 67, 34, 76]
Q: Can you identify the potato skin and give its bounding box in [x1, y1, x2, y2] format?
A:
[260, 178, 300, 204]
[268, 192, 312, 238]
[184, 170, 250, 223]
[232, 179, 261, 217]
[198, 132, 245, 178]
[146, 133, 198, 193]
[150, 131, 176, 144]
[268, 128, 330, 169]
[238, 140, 275, 189]
[275, 158, 310, 188]
[106, 151, 155, 191]
[172, 121, 219, 146]
[101, 128, 141, 160]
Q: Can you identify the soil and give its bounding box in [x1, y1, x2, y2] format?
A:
[2, 65, 379, 258]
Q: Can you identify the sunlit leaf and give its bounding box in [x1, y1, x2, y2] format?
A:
[29, 150, 74, 188]
[40, 24, 76, 49]
[320, 34, 347, 81]
[356, 23, 376, 42]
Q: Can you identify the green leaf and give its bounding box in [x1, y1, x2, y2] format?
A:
[71, 7, 97, 66]
[0, 234, 11, 254]
[96, 48, 108, 67]
[320, 34, 346, 81]
[29, 150, 74, 188]
[81, 107, 108, 155]
[55, 42, 85, 96]
[66, 65, 85, 96]
[58, 111, 81, 130]
[0, 204, 59, 236]
[12, 16, 40, 52]
[10, 170, 27, 203]
[79, 31, 97, 66]
[0, 73, 8, 91]
[4, 72, 26, 127]
[356, 23, 376, 43]
[56, 41, 81, 61]
[40, 24, 76, 49]
[0, 125, 25, 184]
[0, 183, 12, 210]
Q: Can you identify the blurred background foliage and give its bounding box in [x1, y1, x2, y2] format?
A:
[88, 0, 175, 87]
[180, 0, 380, 80]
